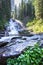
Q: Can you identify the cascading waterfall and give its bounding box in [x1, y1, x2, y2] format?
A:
[5, 18, 24, 36]
[8, 19, 19, 35]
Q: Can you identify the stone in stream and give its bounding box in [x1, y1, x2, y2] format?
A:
[0, 34, 42, 58]
[0, 39, 37, 57]
[0, 42, 8, 47]
[0, 35, 21, 47]
[39, 40, 43, 47]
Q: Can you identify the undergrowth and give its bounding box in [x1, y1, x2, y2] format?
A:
[7, 43, 43, 65]
[26, 19, 43, 33]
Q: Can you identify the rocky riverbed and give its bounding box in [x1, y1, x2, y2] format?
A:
[0, 33, 43, 65]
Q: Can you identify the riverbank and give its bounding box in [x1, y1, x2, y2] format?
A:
[7, 43, 43, 65]
[0, 33, 43, 65]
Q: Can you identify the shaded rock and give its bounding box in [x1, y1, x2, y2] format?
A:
[40, 44, 43, 48]
[0, 34, 43, 65]
[0, 42, 8, 47]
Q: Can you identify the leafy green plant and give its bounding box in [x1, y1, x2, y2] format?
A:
[27, 19, 43, 33]
[7, 44, 43, 65]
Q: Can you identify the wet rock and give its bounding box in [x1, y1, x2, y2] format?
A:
[0, 34, 43, 65]
[30, 35, 40, 40]
[22, 37, 26, 40]
[39, 40, 43, 47]
[0, 36, 21, 44]
[0, 40, 37, 58]
[40, 44, 43, 48]
[0, 42, 8, 47]
[19, 29, 34, 36]
[0, 58, 7, 65]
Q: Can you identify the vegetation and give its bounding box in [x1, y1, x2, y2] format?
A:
[14, 0, 34, 20]
[14, 5, 17, 19]
[27, 19, 43, 33]
[0, 20, 7, 30]
[0, 0, 11, 20]
[14, 0, 43, 33]
[7, 44, 43, 65]
[0, 0, 11, 30]
[26, 0, 43, 33]
[0, 0, 43, 33]
[0, 0, 43, 64]
[34, 0, 43, 19]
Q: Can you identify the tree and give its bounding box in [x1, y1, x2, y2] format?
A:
[34, 0, 43, 19]
[0, 0, 11, 30]
[17, 0, 35, 20]
[14, 5, 17, 19]
[19, 0, 24, 20]
[0, 0, 11, 21]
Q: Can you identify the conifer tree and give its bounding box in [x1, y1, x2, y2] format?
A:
[34, 0, 43, 19]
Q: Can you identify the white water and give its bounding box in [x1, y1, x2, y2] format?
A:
[8, 19, 19, 35]
[4, 18, 25, 36]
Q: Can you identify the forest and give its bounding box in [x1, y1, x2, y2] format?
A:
[14, 0, 43, 33]
[0, 0, 43, 33]
[0, 0, 43, 65]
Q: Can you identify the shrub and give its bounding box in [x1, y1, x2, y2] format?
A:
[7, 44, 43, 65]
[26, 19, 43, 33]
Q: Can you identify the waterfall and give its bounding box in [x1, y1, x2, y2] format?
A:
[5, 19, 25, 36]
[7, 19, 19, 35]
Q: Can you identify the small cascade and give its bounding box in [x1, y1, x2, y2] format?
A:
[8, 19, 19, 35]
[4, 18, 25, 36]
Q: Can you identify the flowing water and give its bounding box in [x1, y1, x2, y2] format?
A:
[8, 19, 19, 35]
[0, 19, 43, 61]
[6, 19, 24, 36]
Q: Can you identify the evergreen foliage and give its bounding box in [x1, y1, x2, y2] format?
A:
[0, 0, 11, 21]
[34, 0, 43, 19]
[0, 0, 11, 30]
[14, 5, 17, 19]
[15, 0, 35, 20]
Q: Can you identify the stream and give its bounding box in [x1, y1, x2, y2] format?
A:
[0, 19, 43, 65]
[0, 34, 43, 58]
